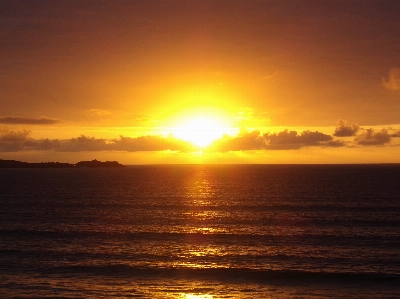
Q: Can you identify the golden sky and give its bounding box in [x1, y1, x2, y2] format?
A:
[1, 0, 400, 163]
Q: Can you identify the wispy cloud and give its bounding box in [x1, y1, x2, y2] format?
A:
[0, 116, 60, 125]
[87, 109, 112, 117]
[382, 67, 400, 91]
[113, 135, 194, 152]
[390, 130, 400, 137]
[260, 70, 279, 80]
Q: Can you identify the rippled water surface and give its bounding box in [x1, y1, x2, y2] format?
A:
[1, 165, 400, 298]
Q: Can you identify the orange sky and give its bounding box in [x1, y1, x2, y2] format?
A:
[1, 0, 400, 164]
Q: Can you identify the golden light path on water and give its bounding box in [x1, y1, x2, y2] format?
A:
[181, 294, 214, 299]
[167, 168, 223, 299]
[172, 204, 227, 269]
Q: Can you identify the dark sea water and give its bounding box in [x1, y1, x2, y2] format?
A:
[1, 164, 400, 298]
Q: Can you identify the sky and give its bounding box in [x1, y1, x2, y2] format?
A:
[1, 0, 400, 164]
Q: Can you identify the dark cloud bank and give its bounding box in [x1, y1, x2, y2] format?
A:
[1, 122, 398, 153]
[0, 116, 60, 125]
[0, 131, 195, 152]
[208, 129, 339, 152]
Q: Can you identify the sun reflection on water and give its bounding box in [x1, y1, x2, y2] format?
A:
[180, 294, 214, 299]
[188, 247, 221, 257]
[178, 168, 228, 271]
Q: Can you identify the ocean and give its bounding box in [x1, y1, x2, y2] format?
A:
[1, 164, 399, 298]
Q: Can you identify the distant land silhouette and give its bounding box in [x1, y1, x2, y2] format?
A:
[0, 159, 125, 168]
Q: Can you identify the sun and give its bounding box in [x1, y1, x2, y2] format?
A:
[171, 116, 228, 148]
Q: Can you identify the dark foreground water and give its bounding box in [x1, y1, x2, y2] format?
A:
[1, 164, 400, 298]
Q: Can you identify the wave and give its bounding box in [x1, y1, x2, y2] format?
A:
[51, 265, 400, 285]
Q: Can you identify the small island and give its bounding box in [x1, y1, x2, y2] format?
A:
[75, 159, 125, 168]
[0, 159, 125, 168]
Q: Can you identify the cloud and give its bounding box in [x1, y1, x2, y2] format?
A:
[208, 130, 266, 152]
[355, 128, 391, 145]
[0, 131, 194, 153]
[333, 119, 359, 137]
[0, 130, 64, 152]
[28, 138, 62, 151]
[208, 129, 336, 152]
[296, 130, 333, 145]
[40, 135, 194, 152]
[0, 130, 32, 151]
[236, 108, 270, 127]
[0, 130, 31, 141]
[59, 135, 110, 152]
[237, 107, 255, 122]
[0, 116, 60, 125]
[1, 127, 391, 154]
[87, 109, 112, 117]
[261, 70, 279, 80]
[382, 67, 400, 90]
[390, 130, 400, 137]
[263, 129, 333, 150]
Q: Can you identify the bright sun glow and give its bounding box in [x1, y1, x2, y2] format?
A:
[171, 116, 227, 148]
